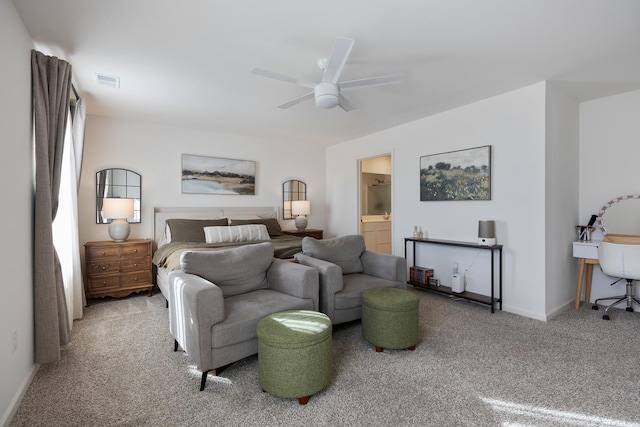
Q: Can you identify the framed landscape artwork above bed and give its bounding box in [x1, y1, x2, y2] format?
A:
[181, 154, 256, 195]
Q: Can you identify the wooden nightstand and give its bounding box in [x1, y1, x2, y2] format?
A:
[84, 239, 153, 301]
[283, 229, 323, 239]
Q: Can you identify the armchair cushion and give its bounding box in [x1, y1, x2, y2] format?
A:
[301, 235, 365, 274]
[181, 242, 273, 297]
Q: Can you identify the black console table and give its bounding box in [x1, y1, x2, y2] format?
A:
[404, 237, 503, 313]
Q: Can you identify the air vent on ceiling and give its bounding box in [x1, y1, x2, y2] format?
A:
[95, 73, 120, 89]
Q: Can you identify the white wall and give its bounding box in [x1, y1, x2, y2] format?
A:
[327, 83, 554, 319]
[0, 1, 38, 424]
[544, 83, 580, 316]
[579, 89, 640, 304]
[78, 116, 327, 245]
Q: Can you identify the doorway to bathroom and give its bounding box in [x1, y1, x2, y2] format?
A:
[359, 154, 392, 254]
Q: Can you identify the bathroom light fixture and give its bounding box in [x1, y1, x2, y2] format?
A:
[103, 198, 134, 241]
[292, 200, 311, 231]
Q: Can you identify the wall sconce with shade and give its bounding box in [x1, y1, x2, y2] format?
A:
[292, 200, 311, 231]
[103, 198, 135, 241]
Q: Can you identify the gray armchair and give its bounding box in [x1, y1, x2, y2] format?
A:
[295, 235, 406, 325]
[168, 242, 319, 390]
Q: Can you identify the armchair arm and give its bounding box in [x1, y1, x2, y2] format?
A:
[295, 253, 344, 320]
[267, 259, 320, 310]
[168, 270, 225, 371]
[361, 251, 407, 285]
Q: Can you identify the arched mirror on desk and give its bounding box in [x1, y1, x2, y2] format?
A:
[575, 194, 640, 309]
[597, 194, 640, 243]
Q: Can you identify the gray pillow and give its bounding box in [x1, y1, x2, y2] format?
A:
[167, 218, 228, 242]
[180, 242, 274, 296]
[302, 235, 365, 274]
[229, 218, 283, 237]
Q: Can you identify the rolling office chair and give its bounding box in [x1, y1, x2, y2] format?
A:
[592, 242, 640, 320]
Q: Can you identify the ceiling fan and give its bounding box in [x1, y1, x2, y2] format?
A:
[251, 37, 402, 112]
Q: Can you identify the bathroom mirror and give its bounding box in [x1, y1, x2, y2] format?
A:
[362, 172, 391, 215]
[597, 194, 640, 235]
[96, 168, 141, 223]
[282, 180, 306, 220]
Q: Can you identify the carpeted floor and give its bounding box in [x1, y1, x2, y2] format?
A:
[9, 288, 640, 427]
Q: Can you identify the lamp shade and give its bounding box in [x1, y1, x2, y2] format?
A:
[292, 200, 311, 216]
[103, 198, 134, 219]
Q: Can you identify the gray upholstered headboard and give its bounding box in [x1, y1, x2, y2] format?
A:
[152, 206, 279, 249]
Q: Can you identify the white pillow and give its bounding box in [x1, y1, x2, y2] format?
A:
[204, 224, 271, 244]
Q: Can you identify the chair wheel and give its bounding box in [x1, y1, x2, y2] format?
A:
[626, 307, 634, 312]
[592, 305, 599, 310]
[603, 314, 610, 320]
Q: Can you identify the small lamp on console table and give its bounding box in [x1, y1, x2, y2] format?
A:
[292, 200, 311, 231]
[103, 198, 135, 242]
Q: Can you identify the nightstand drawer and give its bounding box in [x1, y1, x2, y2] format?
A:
[121, 271, 151, 287]
[88, 261, 120, 276]
[87, 246, 120, 259]
[122, 243, 150, 257]
[121, 258, 149, 272]
[87, 275, 121, 289]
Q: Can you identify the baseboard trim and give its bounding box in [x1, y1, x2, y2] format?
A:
[0, 363, 39, 427]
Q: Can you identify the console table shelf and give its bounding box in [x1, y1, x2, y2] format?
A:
[404, 237, 503, 312]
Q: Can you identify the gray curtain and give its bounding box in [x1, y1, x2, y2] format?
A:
[32, 50, 72, 363]
[70, 97, 86, 186]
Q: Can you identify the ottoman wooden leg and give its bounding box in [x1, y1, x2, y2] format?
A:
[299, 396, 310, 405]
[408, 345, 416, 351]
[375, 346, 383, 352]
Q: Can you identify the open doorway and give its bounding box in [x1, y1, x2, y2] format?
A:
[359, 154, 392, 254]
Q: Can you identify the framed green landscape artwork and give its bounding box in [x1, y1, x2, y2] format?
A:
[420, 145, 491, 201]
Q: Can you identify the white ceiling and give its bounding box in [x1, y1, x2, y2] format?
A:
[13, 0, 640, 146]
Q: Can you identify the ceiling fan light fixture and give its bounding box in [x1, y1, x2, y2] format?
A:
[314, 82, 339, 109]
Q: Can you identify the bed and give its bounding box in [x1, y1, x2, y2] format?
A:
[152, 206, 304, 303]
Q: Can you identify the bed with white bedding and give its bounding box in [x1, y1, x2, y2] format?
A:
[152, 206, 303, 302]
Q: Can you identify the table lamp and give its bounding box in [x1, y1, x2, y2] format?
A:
[103, 198, 135, 241]
[292, 200, 311, 231]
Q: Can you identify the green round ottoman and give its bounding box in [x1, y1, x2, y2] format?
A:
[257, 310, 332, 405]
[362, 288, 419, 352]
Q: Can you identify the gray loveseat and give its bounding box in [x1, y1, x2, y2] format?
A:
[168, 242, 319, 390]
[295, 235, 407, 325]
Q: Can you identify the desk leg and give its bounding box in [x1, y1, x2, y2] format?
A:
[585, 263, 594, 306]
[575, 258, 586, 309]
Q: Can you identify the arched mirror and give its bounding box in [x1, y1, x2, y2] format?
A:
[96, 168, 141, 223]
[597, 194, 640, 235]
[283, 180, 306, 220]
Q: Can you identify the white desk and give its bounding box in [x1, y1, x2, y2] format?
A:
[572, 241, 600, 309]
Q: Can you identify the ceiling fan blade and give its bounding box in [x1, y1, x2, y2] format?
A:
[251, 68, 315, 89]
[322, 37, 355, 84]
[338, 74, 402, 90]
[338, 94, 356, 112]
[277, 91, 315, 109]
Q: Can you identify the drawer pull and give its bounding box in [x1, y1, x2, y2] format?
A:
[101, 266, 106, 270]
[101, 251, 106, 255]
[102, 281, 106, 285]
[134, 263, 138, 267]
[133, 277, 138, 281]
[133, 249, 138, 253]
